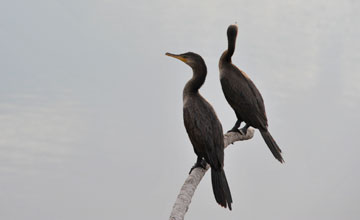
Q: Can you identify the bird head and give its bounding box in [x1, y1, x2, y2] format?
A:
[165, 52, 205, 70]
[227, 24, 238, 41]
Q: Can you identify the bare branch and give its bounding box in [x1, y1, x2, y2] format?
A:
[169, 128, 255, 220]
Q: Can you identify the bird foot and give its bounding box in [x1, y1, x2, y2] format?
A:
[189, 159, 208, 174]
[240, 127, 248, 135]
[227, 128, 241, 133]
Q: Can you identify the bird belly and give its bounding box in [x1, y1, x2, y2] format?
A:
[221, 77, 265, 129]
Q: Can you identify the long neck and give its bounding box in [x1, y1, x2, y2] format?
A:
[183, 64, 207, 97]
[221, 33, 236, 63]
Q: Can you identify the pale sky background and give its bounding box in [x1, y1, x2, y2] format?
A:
[1, 0, 360, 219]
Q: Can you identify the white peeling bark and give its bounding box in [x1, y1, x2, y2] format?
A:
[169, 128, 255, 220]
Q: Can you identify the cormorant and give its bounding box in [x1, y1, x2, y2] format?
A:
[166, 52, 233, 210]
[219, 24, 284, 163]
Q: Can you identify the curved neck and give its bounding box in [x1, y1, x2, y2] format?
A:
[221, 33, 236, 63]
[183, 64, 207, 96]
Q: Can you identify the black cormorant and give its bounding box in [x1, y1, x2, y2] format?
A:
[219, 24, 284, 163]
[166, 52, 233, 210]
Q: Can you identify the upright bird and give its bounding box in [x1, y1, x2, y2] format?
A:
[166, 52, 233, 210]
[219, 24, 284, 163]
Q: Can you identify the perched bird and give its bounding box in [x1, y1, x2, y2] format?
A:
[219, 24, 284, 163]
[166, 52, 232, 210]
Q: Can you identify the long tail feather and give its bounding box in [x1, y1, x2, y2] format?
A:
[260, 130, 284, 163]
[211, 169, 233, 210]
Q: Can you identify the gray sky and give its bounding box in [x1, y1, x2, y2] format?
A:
[1, 0, 360, 219]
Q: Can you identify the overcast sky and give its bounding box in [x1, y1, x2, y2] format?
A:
[1, 0, 360, 219]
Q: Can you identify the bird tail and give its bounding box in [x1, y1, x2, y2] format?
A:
[211, 168, 232, 210]
[260, 129, 284, 163]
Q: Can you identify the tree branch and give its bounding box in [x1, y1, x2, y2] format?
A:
[169, 128, 255, 220]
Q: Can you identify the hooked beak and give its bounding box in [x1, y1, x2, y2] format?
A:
[165, 52, 187, 63]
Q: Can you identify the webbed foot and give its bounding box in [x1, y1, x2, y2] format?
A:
[228, 119, 242, 134]
[240, 127, 247, 135]
[189, 158, 208, 174]
[239, 124, 250, 135]
[227, 128, 241, 133]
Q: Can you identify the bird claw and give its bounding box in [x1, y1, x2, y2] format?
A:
[239, 127, 248, 135]
[189, 159, 208, 174]
[227, 128, 241, 133]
